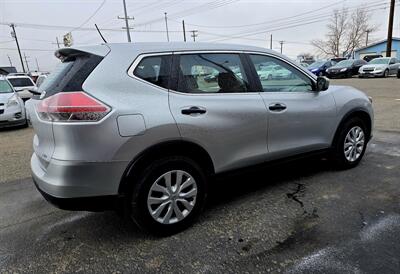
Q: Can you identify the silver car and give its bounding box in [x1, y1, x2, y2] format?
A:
[28, 43, 373, 235]
[359, 57, 400, 78]
[0, 76, 27, 128]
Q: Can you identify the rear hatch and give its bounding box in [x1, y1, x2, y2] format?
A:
[28, 46, 109, 169]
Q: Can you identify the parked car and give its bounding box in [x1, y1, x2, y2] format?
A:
[0, 76, 27, 128]
[326, 59, 367, 78]
[363, 54, 383, 62]
[359, 57, 400, 78]
[27, 43, 373, 235]
[397, 67, 400, 78]
[6, 75, 37, 101]
[308, 60, 335, 76]
[299, 62, 309, 68]
[331, 57, 347, 63]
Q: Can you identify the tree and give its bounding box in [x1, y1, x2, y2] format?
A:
[312, 7, 376, 58]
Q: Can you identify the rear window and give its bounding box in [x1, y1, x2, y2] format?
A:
[38, 54, 103, 98]
[0, 80, 13, 93]
[8, 77, 34, 87]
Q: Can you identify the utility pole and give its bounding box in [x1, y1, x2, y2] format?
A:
[35, 58, 40, 71]
[7, 55, 13, 67]
[386, 0, 395, 57]
[23, 53, 30, 72]
[56, 37, 60, 48]
[270, 34, 272, 50]
[9, 23, 25, 73]
[279, 41, 284, 54]
[190, 30, 198, 42]
[164, 12, 170, 42]
[182, 20, 187, 42]
[118, 0, 134, 42]
[365, 29, 372, 46]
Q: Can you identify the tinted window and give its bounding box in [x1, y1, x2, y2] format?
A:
[250, 54, 313, 92]
[0, 80, 13, 93]
[134, 55, 171, 89]
[38, 54, 103, 98]
[8, 77, 34, 87]
[176, 53, 249, 93]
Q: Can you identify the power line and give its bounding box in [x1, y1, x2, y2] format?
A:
[205, 2, 392, 43]
[69, 0, 107, 32]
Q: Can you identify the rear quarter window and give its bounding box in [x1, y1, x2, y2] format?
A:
[133, 55, 172, 89]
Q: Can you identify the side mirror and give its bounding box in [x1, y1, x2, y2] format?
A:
[316, 76, 330, 92]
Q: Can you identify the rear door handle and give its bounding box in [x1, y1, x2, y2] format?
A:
[181, 106, 207, 115]
[268, 103, 287, 112]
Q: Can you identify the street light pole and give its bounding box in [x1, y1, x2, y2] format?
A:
[164, 12, 170, 42]
[10, 23, 25, 73]
[386, 0, 395, 57]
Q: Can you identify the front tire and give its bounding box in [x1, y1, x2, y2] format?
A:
[128, 156, 207, 235]
[332, 117, 368, 169]
[383, 69, 389, 78]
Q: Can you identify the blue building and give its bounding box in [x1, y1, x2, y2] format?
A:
[354, 37, 400, 59]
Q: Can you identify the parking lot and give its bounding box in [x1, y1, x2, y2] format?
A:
[1, 77, 399, 273]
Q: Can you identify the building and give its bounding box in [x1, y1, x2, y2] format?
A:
[354, 37, 400, 59]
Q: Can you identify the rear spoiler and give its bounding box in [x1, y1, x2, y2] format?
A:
[55, 45, 110, 62]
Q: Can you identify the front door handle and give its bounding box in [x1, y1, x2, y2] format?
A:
[181, 106, 207, 115]
[269, 103, 287, 112]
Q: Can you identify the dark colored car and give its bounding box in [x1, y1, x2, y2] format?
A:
[331, 57, 347, 63]
[397, 67, 400, 78]
[326, 59, 367, 78]
[308, 60, 335, 76]
[363, 55, 383, 62]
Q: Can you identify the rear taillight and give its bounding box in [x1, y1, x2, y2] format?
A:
[36, 91, 111, 122]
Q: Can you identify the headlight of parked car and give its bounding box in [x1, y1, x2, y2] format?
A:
[340, 68, 347, 72]
[7, 94, 20, 108]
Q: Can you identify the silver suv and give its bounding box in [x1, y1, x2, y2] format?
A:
[27, 43, 373, 235]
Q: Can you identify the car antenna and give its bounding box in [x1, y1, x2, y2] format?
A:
[95, 24, 108, 43]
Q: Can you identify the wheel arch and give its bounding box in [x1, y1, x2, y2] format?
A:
[118, 140, 215, 195]
[332, 108, 372, 147]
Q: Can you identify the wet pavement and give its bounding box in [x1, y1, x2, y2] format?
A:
[1, 130, 399, 273]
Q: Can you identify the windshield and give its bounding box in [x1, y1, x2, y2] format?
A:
[369, 58, 389, 65]
[0, 80, 14, 93]
[8, 77, 35, 87]
[308, 61, 326, 69]
[333, 60, 354, 68]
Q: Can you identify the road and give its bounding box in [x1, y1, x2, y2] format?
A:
[0, 77, 399, 273]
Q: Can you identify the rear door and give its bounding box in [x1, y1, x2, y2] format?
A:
[247, 53, 337, 159]
[168, 52, 268, 172]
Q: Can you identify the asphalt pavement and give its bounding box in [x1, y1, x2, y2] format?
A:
[0, 77, 399, 273]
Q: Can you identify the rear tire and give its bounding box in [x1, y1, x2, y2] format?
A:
[332, 117, 368, 169]
[127, 156, 207, 236]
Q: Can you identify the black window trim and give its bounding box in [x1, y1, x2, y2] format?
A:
[127, 52, 173, 92]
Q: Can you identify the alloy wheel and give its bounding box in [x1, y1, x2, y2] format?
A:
[147, 170, 197, 224]
[344, 126, 365, 162]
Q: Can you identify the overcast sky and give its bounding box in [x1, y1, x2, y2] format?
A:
[1, 0, 399, 72]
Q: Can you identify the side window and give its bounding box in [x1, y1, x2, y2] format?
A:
[133, 55, 171, 89]
[177, 53, 249, 93]
[249, 54, 314, 92]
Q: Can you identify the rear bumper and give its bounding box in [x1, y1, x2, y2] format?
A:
[31, 153, 129, 201]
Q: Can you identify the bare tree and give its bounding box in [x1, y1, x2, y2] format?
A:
[312, 7, 376, 58]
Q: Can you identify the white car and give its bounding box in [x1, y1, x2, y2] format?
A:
[359, 57, 400, 78]
[258, 65, 292, 80]
[6, 74, 37, 101]
[0, 76, 27, 128]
